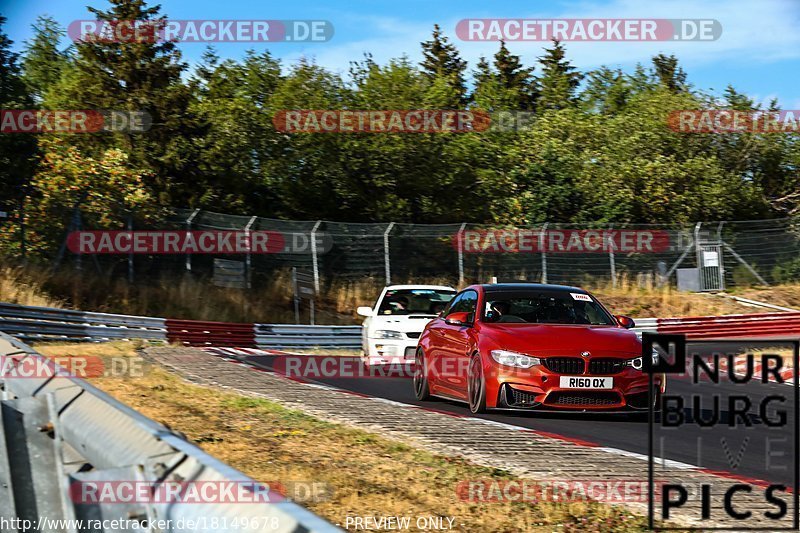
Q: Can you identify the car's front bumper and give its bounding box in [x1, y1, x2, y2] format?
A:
[487, 365, 665, 411]
[364, 339, 419, 365]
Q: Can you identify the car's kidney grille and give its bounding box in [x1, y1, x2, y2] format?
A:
[543, 357, 585, 374]
[547, 391, 620, 406]
[405, 332, 421, 339]
[589, 358, 626, 375]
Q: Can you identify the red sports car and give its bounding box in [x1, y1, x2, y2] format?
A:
[413, 283, 664, 414]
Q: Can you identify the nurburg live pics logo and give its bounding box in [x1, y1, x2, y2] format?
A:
[643, 333, 799, 530]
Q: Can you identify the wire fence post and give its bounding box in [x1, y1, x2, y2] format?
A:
[608, 225, 616, 288]
[383, 222, 395, 285]
[244, 215, 257, 289]
[292, 267, 300, 324]
[311, 220, 322, 294]
[540, 223, 548, 283]
[457, 222, 467, 286]
[184, 208, 200, 273]
[74, 206, 83, 272]
[127, 213, 134, 284]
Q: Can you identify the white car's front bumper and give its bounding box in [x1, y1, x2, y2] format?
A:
[364, 339, 419, 365]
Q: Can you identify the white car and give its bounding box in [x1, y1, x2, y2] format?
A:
[357, 285, 457, 365]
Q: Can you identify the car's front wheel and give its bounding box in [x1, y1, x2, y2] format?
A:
[467, 354, 487, 414]
[413, 348, 432, 401]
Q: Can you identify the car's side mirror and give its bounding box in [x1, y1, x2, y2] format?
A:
[616, 315, 635, 329]
[357, 306, 374, 317]
[444, 311, 471, 326]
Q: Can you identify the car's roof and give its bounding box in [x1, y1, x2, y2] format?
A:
[384, 284, 456, 291]
[477, 283, 589, 293]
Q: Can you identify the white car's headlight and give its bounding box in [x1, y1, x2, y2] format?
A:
[374, 330, 404, 340]
[490, 350, 541, 369]
[628, 349, 660, 370]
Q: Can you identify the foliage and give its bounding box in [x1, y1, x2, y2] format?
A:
[0, 138, 154, 257]
[0, 1, 798, 240]
[773, 257, 800, 284]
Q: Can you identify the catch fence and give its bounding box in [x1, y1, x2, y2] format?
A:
[7, 206, 800, 292]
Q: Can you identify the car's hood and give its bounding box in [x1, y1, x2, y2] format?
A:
[482, 324, 641, 357]
[368, 314, 437, 333]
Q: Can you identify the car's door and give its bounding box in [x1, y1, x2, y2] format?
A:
[438, 289, 478, 398]
[425, 292, 463, 391]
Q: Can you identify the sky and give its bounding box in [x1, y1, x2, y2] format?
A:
[2, 0, 799, 109]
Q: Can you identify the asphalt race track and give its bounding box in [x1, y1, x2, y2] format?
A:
[244, 342, 797, 488]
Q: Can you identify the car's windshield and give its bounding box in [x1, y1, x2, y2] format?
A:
[377, 289, 456, 316]
[482, 290, 615, 325]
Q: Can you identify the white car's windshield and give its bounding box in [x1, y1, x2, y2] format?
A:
[378, 289, 456, 316]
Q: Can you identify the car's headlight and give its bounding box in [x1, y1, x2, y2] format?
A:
[628, 349, 660, 370]
[490, 350, 541, 369]
[373, 330, 404, 339]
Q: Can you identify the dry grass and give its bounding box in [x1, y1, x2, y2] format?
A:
[588, 275, 763, 318]
[734, 285, 800, 310]
[32, 341, 657, 532]
[0, 266, 65, 307]
[5, 259, 796, 323]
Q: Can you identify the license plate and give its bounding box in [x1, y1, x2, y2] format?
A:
[559, 376, 613, 389]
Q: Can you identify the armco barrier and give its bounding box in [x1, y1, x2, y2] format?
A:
[2, 301, 798, 347]
[0, 301, 167, 342]
[255, 324, 362, 348]
[0, 332, 342, 532]
[0, 302, 362, 348]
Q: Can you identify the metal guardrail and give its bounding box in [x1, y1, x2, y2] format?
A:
[0, 302, 167, 342]
[0, 302, 364, 348]
[0, 333, 342, 532]
[255, 324, 362, 348]
[7, 300, 792, 347]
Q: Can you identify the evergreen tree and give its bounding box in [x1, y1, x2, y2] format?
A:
[493, 41, 537, 110]
[582, 67, 630, 114]
[21, 16, 72, 103]
[537, 40, 582, 110]
[470, 43, 536, 110]
[652, 53, 687, 93]
[0, 16, 36, 233]
[49, 0, 203, 206]
[420, 25, 467, 106]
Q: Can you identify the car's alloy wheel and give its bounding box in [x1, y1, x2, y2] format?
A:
[413, 348, 431, 400]
[467, 354, 487, 414]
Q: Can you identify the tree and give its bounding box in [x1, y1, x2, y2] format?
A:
[651, 54, 687, 93]
[21, 16, 72, 103]
[190, 48, 283, 212]
[537, 40, 582, 110]
[470, 42, 537, 111]
[48, 0, 204, 206]
[420, 25, 467, 106]
[0, 15, 36, 242]
[581, 67, 631, 114]
[0, 138, 154, 258]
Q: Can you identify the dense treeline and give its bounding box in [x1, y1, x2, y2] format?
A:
[1, 0, 798, 253]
